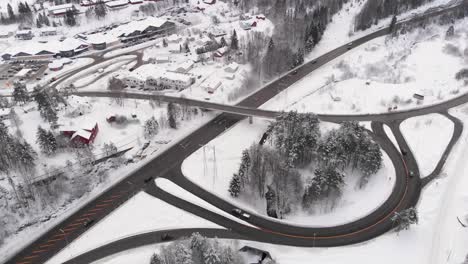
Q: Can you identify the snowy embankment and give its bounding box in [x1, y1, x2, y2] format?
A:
[400, 114, 453, 176]
[181, 117, 396, 227]
[46, 191, 221, 264]
[427, 105, 468, 264]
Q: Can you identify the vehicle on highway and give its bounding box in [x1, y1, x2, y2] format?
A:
[83, 219, 95, 228]
[161, 233, 171, 241]
[98, 68, 104, 73]
[144, 176, 154, 183]
[312, 60, 318, 64]
[347, 42, 353, 50]
[401, 148, 408, 156]
[232, 208, 250, 219]
[292, 70, 298, 75]
[409, 171, 415, 178]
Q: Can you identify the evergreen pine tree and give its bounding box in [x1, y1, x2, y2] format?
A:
[204, 245, 221, 264]
[167, 102, 177, 129]
[12, 83, 29, 104]
[238, 149, 250, 187]
[144, 116, 159, 139]
[220, 36, 227, 47]
[228, 173, 241, 197]
[230, 29, 238, 50]
[391, 207, 418, 233]
[150, 253, 163, 264]
[65, 9, 76, 26]
[95, 0, 108, 19]
[7, 4, 15, 22]
[174, 244, 193, 264]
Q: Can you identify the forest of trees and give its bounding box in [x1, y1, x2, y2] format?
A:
[228, 112, 383, 218]
[233, 0, 347, 82]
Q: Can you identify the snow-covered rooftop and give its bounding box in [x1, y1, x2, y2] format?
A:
[106, 0, 128, 7]
[111, 16, 169, 38]
[47, 3, 74, 12]
[160, 71, 192, 83]
[2, 38, 88, 56]
[71, 129, 92, 140]
[15, 69, 31, 77]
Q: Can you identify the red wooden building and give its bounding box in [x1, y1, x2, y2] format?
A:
[60, 123, 99, 145]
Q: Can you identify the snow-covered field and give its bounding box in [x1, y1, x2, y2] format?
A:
[46, 191, 221, 264]
[401, 113, 454, 176]
[181, 117, 395, 227]
[276, 10, 468, 115]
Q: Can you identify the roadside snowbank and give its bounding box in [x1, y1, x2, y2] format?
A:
[401, 113, 453, 176]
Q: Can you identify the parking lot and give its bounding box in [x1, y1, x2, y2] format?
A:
[0, 61, 49, 89]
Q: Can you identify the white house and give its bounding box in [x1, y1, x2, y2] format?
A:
[40, 27, 57, 37]
[201, 78, 222, 93]
[47, 3, 75, 16]
[159, 71, 193, 90]
[170, 60, 194, 73]
[224, 73, 235, 80]
[224, 62, 239, 73]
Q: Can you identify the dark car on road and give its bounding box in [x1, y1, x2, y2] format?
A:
[144, 176, 154, 183]
[83, 219, 95, 228]
[232, 208, 251, 219]
[161, 233, 171, 241]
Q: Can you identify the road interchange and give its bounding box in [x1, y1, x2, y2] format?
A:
[4, 2, 468, 263]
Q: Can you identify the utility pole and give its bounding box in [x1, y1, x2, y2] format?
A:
[212, 146, 217, 189]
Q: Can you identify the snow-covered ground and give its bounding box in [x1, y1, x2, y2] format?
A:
[182, 116, 395, 227]
[267, 17, 468, 115]
[46, 191, 221, 264]
[401, 113, 454, 176]
[306, 0, 457, 61]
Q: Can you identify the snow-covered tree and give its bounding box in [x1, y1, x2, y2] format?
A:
[94, 0, 107, 19]
[174, 244, 193, 264]
[204, 245, 221, 264]
[167, 102, 178, 129]
[230, 29, 239, 50]
[102, 142, 118, 156]
[37, 126, 57, 155]
[238, 149, 251, 187]
[12, 82, 29, 104]
[228, 173, 241, 197]
[144, 116, 159, 139]
[391, 207, 419, 233]
[150, 253, 163, 264]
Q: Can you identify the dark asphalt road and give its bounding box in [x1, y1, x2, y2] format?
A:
[4, 2, 468, 264]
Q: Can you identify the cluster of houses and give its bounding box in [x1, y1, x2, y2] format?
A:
[121, 62, 195, 91]
[1, 16, 175, 62]
[119, 60, 242, 94]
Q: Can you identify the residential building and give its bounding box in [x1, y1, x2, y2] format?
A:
[159, 71, 193, 90]
[15, 30, 33, 40]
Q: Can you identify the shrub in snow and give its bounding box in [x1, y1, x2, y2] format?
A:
[455, 68, 468, 80]
[443, 43, 462, 57]
[391, 207, 419, 233]
[143, 117, 159, 139]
